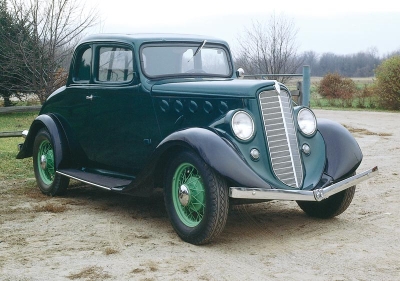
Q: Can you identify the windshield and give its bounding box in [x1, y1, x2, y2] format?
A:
[141, 43, 231, 78]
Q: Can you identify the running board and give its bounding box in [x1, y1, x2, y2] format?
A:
[57, 169, 132, 191]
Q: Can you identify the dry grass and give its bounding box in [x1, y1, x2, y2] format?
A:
[342, 125, 393, 137]
[131, 268, 145, 274]
[33, 202, 68, 213]
[67, 266, 111, 280]
[146, 261, 159, 272]
[104, 247, 119, 255]
[131, 261, 159, 275]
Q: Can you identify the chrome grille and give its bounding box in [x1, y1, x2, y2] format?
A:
[259, 90, 303, 188]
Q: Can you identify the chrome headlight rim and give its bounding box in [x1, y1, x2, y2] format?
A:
[297, 108, 317, 136]
[231, 110, 255, 141]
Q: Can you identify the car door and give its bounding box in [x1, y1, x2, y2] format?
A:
[85, 43, 161, 175]
[49, 43, 95, 167]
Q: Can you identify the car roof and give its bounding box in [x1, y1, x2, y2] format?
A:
[78, 33, 229, 47]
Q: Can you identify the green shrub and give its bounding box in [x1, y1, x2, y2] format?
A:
[317, 73, 357, 107]
[374, 56, 400, 110]
[354, 84, 378, 109]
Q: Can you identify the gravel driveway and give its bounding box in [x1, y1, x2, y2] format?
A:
[1, 109, 399, 281]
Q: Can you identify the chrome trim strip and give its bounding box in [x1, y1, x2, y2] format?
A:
[278, 94, 298, 186]
[56, 171, 112, 191]
[229, 166, 378, 201]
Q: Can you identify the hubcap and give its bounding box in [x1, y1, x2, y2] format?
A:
[172, 163, 205, 227]
[178, 184, 190, 206]
[40, 155, 47, 169]
[37, 140, 55, 185]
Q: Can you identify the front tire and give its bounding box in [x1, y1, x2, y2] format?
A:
[297, 186, 356, 219]
[164, 150, 229, 245]
[33, 128, 69, 196]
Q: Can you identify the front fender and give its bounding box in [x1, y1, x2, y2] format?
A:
[156, 128, 272, 189]
[16, 114, 67, 170]
[123, 127, 272, 195]
[317, 118, 363, 181]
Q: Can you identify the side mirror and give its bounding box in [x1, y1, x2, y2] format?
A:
[236, 68, 244, 79]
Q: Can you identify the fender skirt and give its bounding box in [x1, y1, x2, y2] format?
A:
[317, 118, 363, 181]
[123, 128, 272, 194]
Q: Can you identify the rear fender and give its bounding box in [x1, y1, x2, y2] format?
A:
[17, 114, 68, 169]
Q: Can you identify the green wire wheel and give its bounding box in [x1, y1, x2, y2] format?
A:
[164, 150, 228, 245]
[171, 162, 206, 227]
[36, 139, 55, 185]
[33, 128, 69, 196]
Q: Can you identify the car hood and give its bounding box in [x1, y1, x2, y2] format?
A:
[151, 79, 276, 98]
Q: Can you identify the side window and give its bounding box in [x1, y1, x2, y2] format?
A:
[98, 47, 134, 82]
[74, 46, 92, 82]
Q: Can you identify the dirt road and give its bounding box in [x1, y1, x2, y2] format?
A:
[1, 109, 399, 280]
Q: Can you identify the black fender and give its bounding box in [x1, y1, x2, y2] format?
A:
[124, 127, 272, 194]
[17, 114, 68, 170]
[317, 118, 363, 181]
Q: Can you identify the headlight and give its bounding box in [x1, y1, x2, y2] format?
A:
[231, 111, 255, 141]
[297, 108, 317, 136]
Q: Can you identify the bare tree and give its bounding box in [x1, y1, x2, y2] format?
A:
[0, 0, 97, 104]
[235, 13, 304, 83]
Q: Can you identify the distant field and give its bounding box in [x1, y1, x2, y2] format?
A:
[285, 76, 374, 88]
[283, 76, 377, 109]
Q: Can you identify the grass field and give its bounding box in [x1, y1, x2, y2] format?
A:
[0, 112, 37, 183]
[282, 76, 379, 109]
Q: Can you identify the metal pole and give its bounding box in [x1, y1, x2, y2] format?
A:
[302, 65, 311, 107]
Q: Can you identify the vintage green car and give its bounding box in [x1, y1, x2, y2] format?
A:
[17, 34, 377, 244]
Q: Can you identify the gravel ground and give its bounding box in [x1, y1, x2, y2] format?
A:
[0, 109, 399, 281]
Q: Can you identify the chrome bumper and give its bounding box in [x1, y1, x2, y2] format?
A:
[229, 166, 378, 202]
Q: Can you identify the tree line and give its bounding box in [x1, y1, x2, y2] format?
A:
[232, 15, 400, 79]
[298, 49, 400, 77]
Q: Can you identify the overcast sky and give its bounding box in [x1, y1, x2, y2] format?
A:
[87, 0, 400, 57]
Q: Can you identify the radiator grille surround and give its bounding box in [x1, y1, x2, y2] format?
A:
[259, 90, 303, 188]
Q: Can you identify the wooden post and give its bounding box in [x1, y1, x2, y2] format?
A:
[0, 131, 23, 138]
[0, 105, 41, 114]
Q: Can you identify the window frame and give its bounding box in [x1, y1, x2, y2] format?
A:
[93, 43, 137, 86]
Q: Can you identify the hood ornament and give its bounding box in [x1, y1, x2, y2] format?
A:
[274, 80, 281, 94]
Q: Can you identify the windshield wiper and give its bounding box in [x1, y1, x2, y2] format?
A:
[188, 40, 207, 62]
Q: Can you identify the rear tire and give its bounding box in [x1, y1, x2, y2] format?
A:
[33, 128, 69, 196]
[164, 150, 229, 245]
[297, 186, 356, 219]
